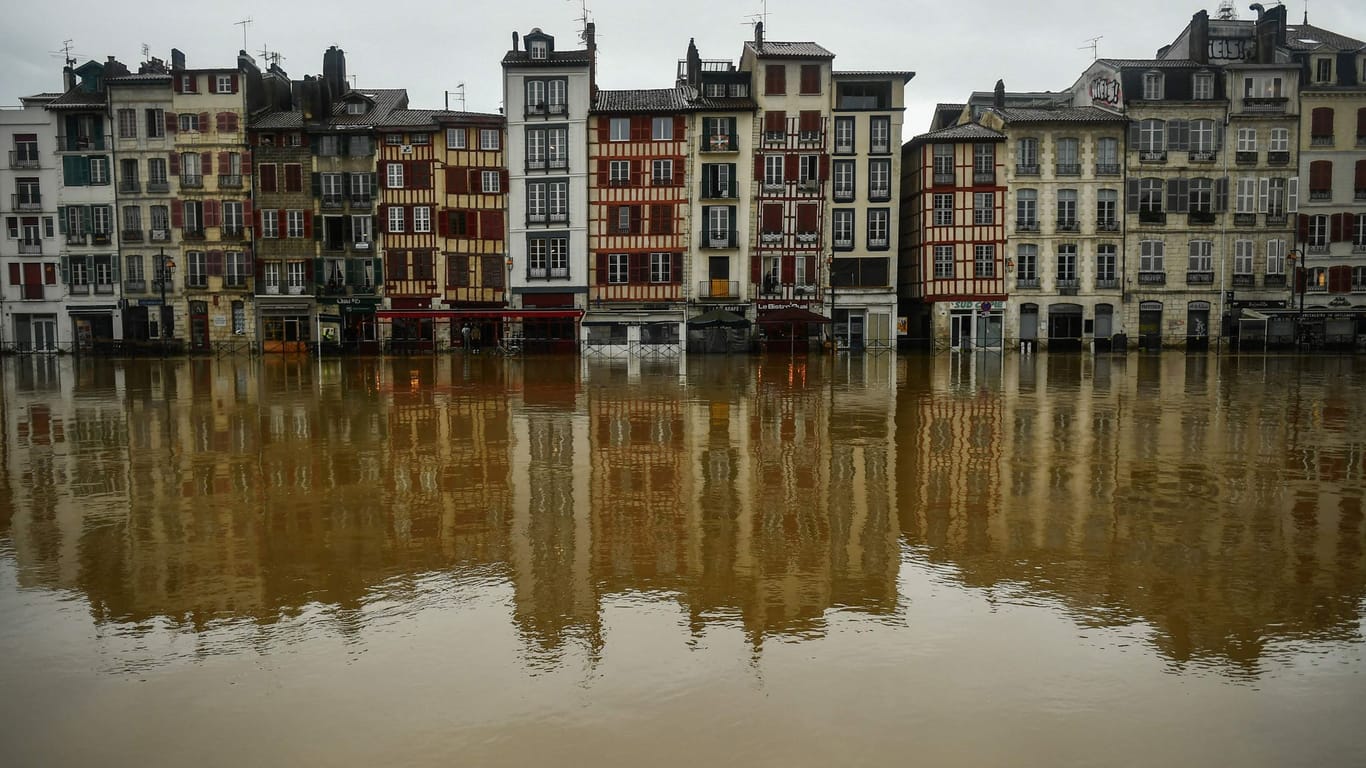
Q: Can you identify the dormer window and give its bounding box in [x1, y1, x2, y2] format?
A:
[704, 82, 725, 98]
[1315, 57, 1334, 83]
[530, 41, 548, 60]
[1142, 72, 1163, 100]
[1193, 72, 1214, 100]
[347, 101, 365, 115]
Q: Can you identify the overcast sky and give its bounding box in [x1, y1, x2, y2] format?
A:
[2, 1, 1364, 138]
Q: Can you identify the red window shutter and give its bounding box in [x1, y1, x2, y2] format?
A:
[169, 152, 180, 175]
[226, 114, 239, 132]
[447, 167, 467, 193]
[1310, 160, 1331, 190]
[204, 200, 219, 228]
[437, 211, 449, 237]
[1355, 159, 1366, 190]
[466, 211, 478, 236]
[218, 151, 230, 174]
[171, 200, 183, 228]
[260, 164, 276, 192]
[630, 159, 643, 186]
[765, 64, 786, 95]
[673, 155, 685, 187]
[7, 263, 19, 285]
[597, 159, 610, 187]
[628, 205, 642, 234]
[242, 149, 252, 172]
[671, 253, 682, 283]
[1298, 214, 1310, 241]
[499, 170, 508, 191]
[254, 209, 262, 232]
[597, 119, 611, 144]
[201, 152, 212, 175]
[1329, 265, 1350, 292]
[230, 74, 239, 93]
[754, 155, 765, 178]
[216, 113, 227, 132]
[797, 203, 818, 232]
[489, 210, 504, 240]
[595, 252, 608, 285]
[207, 251, 223, 276]
[1330, 213, 1344, 242]
[278, 210, 287, 236]
[165, 112, 178, 133]
[243, 250, 253, 274]
[378, 205, 389, 232]
[799, 110, 819, 133]
[781, 254, 795, 281]
[242, 198, 252, 219]
[762, 203, 782, 232]
[804, 255, 815, 283]
[1358, 107, 1366, 139]
[199, 112, 210, 130]
[467, 170, 479, 192]
[630, 253, 647, 284]
[818, 155, 830, 181]
[303, 211, 313, 239]
[1311, 107, 1333, 135]
[765, 110, 786, 134]
[785, 154, 799, 179]
[800, 65, 820, 94]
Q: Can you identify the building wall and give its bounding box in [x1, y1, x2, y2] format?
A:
[687, 108, 754, 311]
[437, 120, 506, 307]
[1, 102, 63, 350]
[53, 104, 121, 345]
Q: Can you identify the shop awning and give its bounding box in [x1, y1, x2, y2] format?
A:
[376, 309, 584, 320]
[688, 308, 750, 328]
[757, 307, 831, 325]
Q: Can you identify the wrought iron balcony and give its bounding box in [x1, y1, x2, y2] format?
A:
[1233, 213, 1257, 227]
[696, 280, 739, 299]
[1095, 278, 1120, 289]
[1057, 278, 1080, 295]
[1186, 271, 1214, 285]
[1056, 163, 1080, 176]
[1138, 150, 1166, 163]
[8, 150, 39, 169]
[1138, 210, 1167, 225]
[1138, 271, 1167, 285]
[1188, 150, 1217, 163]
[1188, 210, 1217, 225]
[1015, 277, 1040, 288]
[1263, 274, 1286, 288]
[833, 187, 854, 203]
[11, 193, 41, 211]
[219, 174, 243, 188]
[1055, 218, 1079, 232]
[1309, 189, 1331, 201]
[1095, 163, 1120, 176]
[1235, 151, 1258, 164]
[704, 134, 737, 152]
[933, 172, 955, 186]
[118, 179, 140, 194]
[121, 229, 144, 243]
[1267, 151, 1290, 166]
[56, 134, 106, 152]
[1016, 221, 1039, 232]
[868, 186, 890, 201]
[1015, 164, 1039, 176]
[1310, 134, 1334, 147]
[18, 239, 42, 255]
[1096, 219, 1119, 231]
[180, 174, 203, 189]
[1232, 274, 1256, 288]
[321, 195, 345, 209]
[147, 180, 170, 194]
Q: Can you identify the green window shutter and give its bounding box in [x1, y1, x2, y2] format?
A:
[369, 173, 378, 195]
[63, 156, 83, 186]
[60, 256, 70, 284]
[57, 206, 67, 234]
[311, 173, 322, 196]
[79, 206, 92, 234]
[110, 254, 120, 278]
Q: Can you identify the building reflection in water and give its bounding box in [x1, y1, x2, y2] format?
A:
[1, 352, 1363, 676]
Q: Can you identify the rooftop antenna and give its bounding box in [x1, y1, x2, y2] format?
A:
[1216, 1, 1238, 20]
[348, 74, 358, 89]
[1079, 35, 1102, 60]
[141, 43, 151, 62]
[50, 40, 78, 69]
[259, 45, 284, 69]
[569, 0, 592, 44]
[234, 18, 253, 51]
[445, 83, 466, 112]
[743, 0, 769, 34]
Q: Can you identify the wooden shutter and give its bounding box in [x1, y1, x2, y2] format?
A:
[499, 169, 509, 191]
[165, 112, 178, 134]
[204, 200, 219, 228]
[631, 253, 649, 284]
[1310, 160, 1332, 190]
[797, 203, 818, 232]
[1330, 213, 1344, 242]
[595, 252, 608, 285]
[230, 74, 239, 93]
[800, 64, 820, 94]
[171, 200, 183, 228]
[303, 211, 313, 240]
[437, 210, 449, 237]
[218, 152, 230, 175]
[8, 263, 20, 285]
[1297, 214, 1310, 241]
[784, 154, 798, 180]
[673, 115, 686, 139]
[762, 203, 782, 232]
[207, 250, 224, 276]
[1166, 178, 1188, 212]
[799, 110, 819, 134]
[630, 116, 650, 142]
[1127, 122, 1140, 146]
[215, 113, 227, 132]
[447, 167, 467, 194]
[765, 64, 786, 95]
[671, 253, 682, 284]
[1167, 120, 1189, 151]
[1311, 107, 1333, 136]
[201, 152, 212, 175]
[630, 159, 643, 187]
[765, 110, 786, 135]
[1214, 176, 1229, 212]
[168, 153, 181, 175]
[1355, 159, 1366, 192]
[198, 112, 210, 131]
[596, 159, 610, 187]
[411, 162, 432, 189]
[819, 155, 829, 181]
[628, 205, 642, 235]
[481, 211, 504, 240]
[1329, 265, 1351, 293]
[259, 164, 276, 192]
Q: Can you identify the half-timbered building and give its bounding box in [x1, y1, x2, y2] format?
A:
[377, 111, 441, 351]
[436, 111, 507, 349]
[585, 88, 691, 356]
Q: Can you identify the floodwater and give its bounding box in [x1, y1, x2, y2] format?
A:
[1, 352, 1364, 768]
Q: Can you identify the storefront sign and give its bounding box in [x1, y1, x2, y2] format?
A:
[896, 317, 908, 336]
[950, 301, 999, 311]
[1232, 300, 1288, 310]
[260, 303, 311, 314]
[335, 297, 379, 307]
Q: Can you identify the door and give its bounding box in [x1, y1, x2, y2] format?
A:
[1139, 302, 1163, 351]
[847, 314, 865, 350]
[708, 256, 730, 299]
[950, 313, 972, 350]
[1048, 304, 1084, 351]
[1094, 304, 1113, 351]
[1186, 302, 1210, 351]
[190, 301, 210, 352]
[34, 317, 58, 352]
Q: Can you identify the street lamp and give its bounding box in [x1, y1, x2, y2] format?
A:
[1286, 247, 1304, 346]
[157, 247, 176, 354]
[827, 254, 837, 352]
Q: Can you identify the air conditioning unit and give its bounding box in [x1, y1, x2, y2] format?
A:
[400, 145, 413, 155]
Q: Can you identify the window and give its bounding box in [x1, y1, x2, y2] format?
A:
[479, 129, 499, 150]
[546, 127, 568, 168]
[1194, 72, 1214, 100]
[1315, 57, 1334, 83]
[933, 193, 953, 226]
[706, 206, 731, 242]
[1057, 245, 1077, 282]
[526, 128, 546, 167]
[482, 171, 500, 193]
[933, 144, 953, 177]
[973, 144, 995, 176]
[800, 64, 821, 94]
[1237, 127, 1257, 152]
[1190, 119, 1217, 152]
[225, 252, 247, 288]
[1097, 137, 1119, 169]
[146, 109, 165, 138]
[1188, 240, 1213, 273]
[414, 207, 431, 233]
[407, 133, 430, 147]
[216, 74, 233, 93]
[353, 215, 372, 246]
[1016, 244, 1038, 281]
[868, 159, 890, 200]
[765, 64, 786, 95]
[798, 155, 819, 185]
[652, 159, 673, 185]
[92, 206, 111, 234]
[122, 205, 142, 233]
[285, 210, 303, 238]
[525, 80, 547, 113]
[186, 251, 207, 288]
[610, 118, 630, 142]
[222, 201, 242, 234]
[973, 192, 994, 225]
[833, 209, 854, 248]
[447, 128, 466, 148]
[1266, 239, 1286, 274]
[867, 209, 889, 249]
[652, 117, 673, 141]
[834, 117, 855, 153]
[547, 80, 567, 113]
[89, 158, 109, 185]
[118, 109, 137, 138]
[650, 253, 672, 283]
[284, 164, 302, 192]
[287, 261, 306, 293]
[1140, 240, 1164, 272]
[833, 160, 855, 200]
[1269, 128, 1289, 152]
[608, 253, 628, 284]
[1244, 75, 1283, 98]
[1234, 240, 1254, 275]
[1189, 178, 1214, 213]
[1139, 177, 1164, 212]
[1016, 189, 1037, 227]
[527, 183, 547, 222]
[1236, 177, 1256, 213]
[763, 155, 784, 188]
[529, 41, 548, 60]
[387, 163, 404, 188]
[1097, 245, 1117, 282]
[1308, 214, 1328, 246]
[1056, 189, 1077, 226]
[1017, 137, 1038, 170]
[263, 262, 281, 293]
[1143, 72, 1163, 100]
[150, 205, 169, 235]
[388, 206, 405, 233]
[609, 160, 629, 184]
[126, 255, 144, 285]
[1097, 189, 1118, 226]
[1139, 119, 1165, 151]
[1056, 138, 1079, 173]
[870, 117, 890, 153]
[933, 245, 954, 278]
[973, 245, 995, 278]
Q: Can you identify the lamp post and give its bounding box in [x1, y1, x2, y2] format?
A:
[157, 247, 175, 355]
[1286, 247, 1304, 346]
[505, 255, 514, 349]
[827, 254, 837, 353]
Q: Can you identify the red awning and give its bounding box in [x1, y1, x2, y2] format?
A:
[376, 309, 583, 320]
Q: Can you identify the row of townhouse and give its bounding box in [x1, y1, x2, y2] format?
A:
[902, 6, 1366, 351]
[0, 22, 910, 356]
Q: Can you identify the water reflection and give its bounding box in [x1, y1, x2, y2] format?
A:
[1, 352, 1364, 677]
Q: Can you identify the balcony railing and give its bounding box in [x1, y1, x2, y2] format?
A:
[11, 194, 41, 211]
[91, 231, 112, 245]
[1355, 243, 1366, 254]
[1186, 271, 1214, 285]
[1232, 274, 1256, 288]
[350, 194, 373, 209]
[1307, 282, 1328, 293]
[1307, 243, 1329, 254]
[1056, 163, 1080, 176]
[705, 231, 736, 249]
[219, 174, 242, 188]
[833, 188, 854, 202]
[1139, 150, 1166, 163]
[1233, 213, 1257, 227]
[1016, 164, 1039, 176]
[94, 282, 114, 295]
[67, 233, 87, 246]
[1138, 210, 1167, 225]
[1095, 163, 1120, 176]
[56, 134, 107, 151]
[182, 228, 206, 241]
[870, 142, 890, 154]
[704, 134, 737, 152]
[1016, 221, 1039, 232]
[834, 141, 854, 154]
[1310, 134, 1334, 147]
[973, 171, 995, 184]
[833, 237, 853, 249]
[69, 283, 90, 296]
[18, 240, 42, 255]
[1057, 278, 1080, 295]
[868, 186, 890, 201]
[1055, 219, 1079, 232]
[1266, 213, 1288, 226]
[1309, 189, 1331, 201]
[124, 279, 146, 293]
[1188, 150, 1217, 163]
[696, 280, 739, 300]
[118, 180, 140, 194]
[321, 195, 345, 209]
[147, 180, 170, 193]
[1138, 271, 1167, 285]
[1267, 151, 1290, 166]
[1015, 277, 1040, 288]
[1235, 150, 1258, 164]
[868, 236, 888, 249]
[1242, 97, 1288, 114]
[221, 226, 244, 240]
[8, 150, 40, 169]
[180, 174, 203, 189]
[1188, 210, 1217, 225]
[121, 229, 144, 243]
[1263, 274, 1286, 288]
[1096, 219, 1119, 232]
[1095, 277, 1120, 289]
[1355, 189, 1366, 200]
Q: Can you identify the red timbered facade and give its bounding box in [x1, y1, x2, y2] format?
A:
[902, 122, 1007, 349]
[437, 113, 507, 312]
[378, 116, 441, 348]
[586, 90, 691, 353]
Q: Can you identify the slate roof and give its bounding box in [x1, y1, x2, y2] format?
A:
[908, 122, 1004, 146]
[691, 95, 758, 111]
[743, 41, 834, 59]
[328, 89, 408, 126]
[107, 73, 172, 85]
[502, 50, 593, 66]
[376, 109, 443, 130]
[251, 110, 303, 130]
[1099, 58, 1202, 69]
[1284, 24, 1366, 51]
[45, 88, 107, 110]
[987, 106, 1127, 124]
[593, 87, 692, 113]
[435, 111, 505, 126]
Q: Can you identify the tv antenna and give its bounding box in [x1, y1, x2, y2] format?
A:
[50, 40, 79, 68]
[1079, 35, 1103, 60]
[141, 43, 151, 62]
[235, 18, 253, 51]
[259, 45, 284, 69]
[568, 0, 592, 44]
[445, 83, 466, 112]
[743, 0, 769, 34]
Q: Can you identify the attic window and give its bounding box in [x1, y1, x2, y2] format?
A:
[1142, 72, 1163, 100]
[347, 101, 365, 115]
[1315, 57, 1334, 83]
[1193, 72, 1214, 100]
[530, 41, 548, 60]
